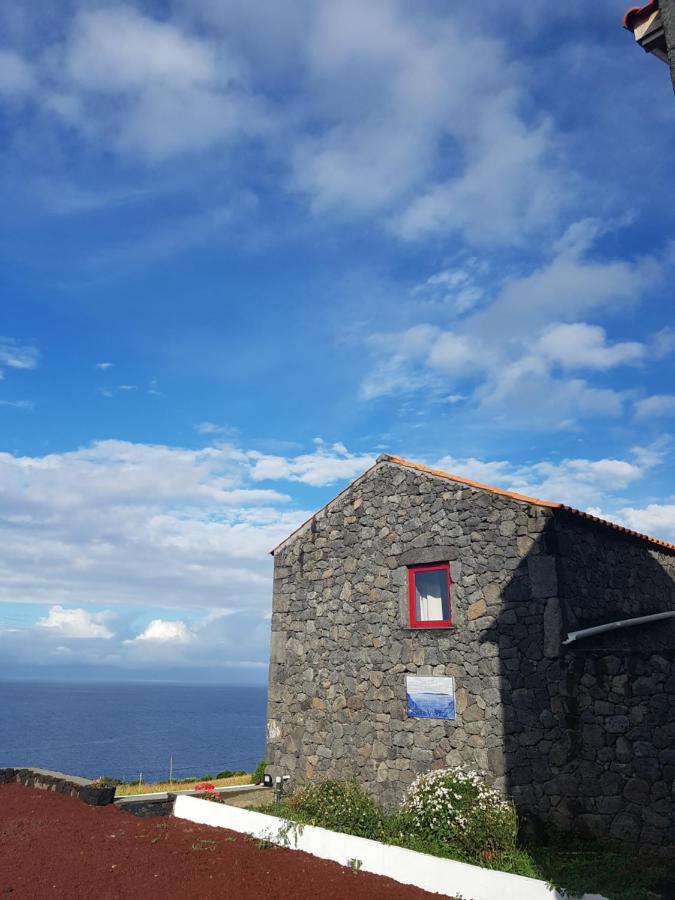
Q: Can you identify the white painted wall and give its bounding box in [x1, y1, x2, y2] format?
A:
[173, 794, 606, 900]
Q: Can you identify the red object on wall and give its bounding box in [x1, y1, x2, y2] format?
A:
[407, 563, 453, 628]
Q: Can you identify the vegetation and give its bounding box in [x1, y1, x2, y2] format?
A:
[114, 772, 251, 796]
[399, 768, 518, 864]
[251, 760, 266, 784]
[287, 779, 385, 839]
[217, 769, 248, 780]
[89, 775, 121, 788]
[524, 829, 670, 900]
[253, 769, 668, 900]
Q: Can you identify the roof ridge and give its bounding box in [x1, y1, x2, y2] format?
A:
[378, 454, 675, 553]
[379, 454, 562, 510]
[271, 454, 675, 554]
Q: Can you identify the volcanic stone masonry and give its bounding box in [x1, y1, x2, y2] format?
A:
[0, 767, 116, 805]
[265, 455, 675, 858]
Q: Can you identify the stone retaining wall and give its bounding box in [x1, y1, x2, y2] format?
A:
[0, 767, 116, 806]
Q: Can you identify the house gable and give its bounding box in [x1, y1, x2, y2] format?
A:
[272, 454, 675, 557]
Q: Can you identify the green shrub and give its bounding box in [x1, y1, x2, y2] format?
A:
[251, 760, 266, 784]
[90, 775, 121, 787]
[287, 779, 384, 839]
[400, 768, 518, 864]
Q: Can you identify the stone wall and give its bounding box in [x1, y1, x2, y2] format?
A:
[543, 514, 675, 856]
[0, 767, 116, 805]
[266, 457, 675, 857]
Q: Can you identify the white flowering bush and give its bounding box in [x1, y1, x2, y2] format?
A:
[400, 768, 518, 862]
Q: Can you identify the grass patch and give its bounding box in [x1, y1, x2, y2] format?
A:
[114, 773, 252, 796]
[524, 830, 670, 900]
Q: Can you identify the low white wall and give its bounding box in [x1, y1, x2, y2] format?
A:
[173, 794, 606, 900]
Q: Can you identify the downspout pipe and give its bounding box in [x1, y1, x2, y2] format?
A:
[563, 609, 675, 645]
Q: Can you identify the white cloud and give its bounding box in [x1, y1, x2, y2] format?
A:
[0, 400, 33, 410]
[360, 229, 664, 424]
[289, 1, 568, 245]
[475, 358, 624, 421]
[0, 438, 383, 614]
[249, 441, 376, 487]
[37, 605, 114, 639]
[44, 6, 267, 161]
[0, 337, 39, 371]
[434, 446, 654, 512]
[650, 327, 675, 359]
[197, 421, 221, 435]
[129, 618, 194, 643]
[634, 395, 675, 420]
[433, 455, 515, 487]
[468, 224, 658, 343]
[65, 9, 219, 91]
[536, 323, 644, 370]
[615, 504, 675, 543]
[0, 3, 638, 255]
[96, 362, 113, 369]
[360, 325, 442, 400]
[0, 439, 296, 611]
[427, 332, 482, 376]
[0, 49, 33, 96]
[395, 113, 561, 245]
[195, 421, 240, 439]
[0, 604, 272, 673]
[412, 263, 486, 315]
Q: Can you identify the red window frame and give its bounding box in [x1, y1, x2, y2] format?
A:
[408, 563, 452, 629]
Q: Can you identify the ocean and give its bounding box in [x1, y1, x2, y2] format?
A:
[0, 680, 267, 783]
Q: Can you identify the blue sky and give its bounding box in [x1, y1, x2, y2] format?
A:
[1, 0, 674, 682]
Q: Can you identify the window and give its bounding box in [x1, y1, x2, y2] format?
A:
[408, 563, 452, 628]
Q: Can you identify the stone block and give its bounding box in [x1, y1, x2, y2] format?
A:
[528, 555, 558, 599]
[609, 813, 641, 844]
[543, 598, 561, 658]
[605, 716, 630, 734]
[467, 599, 486, 621]
[269, 631, 287, 664]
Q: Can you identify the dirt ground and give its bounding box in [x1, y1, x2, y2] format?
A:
[0, 784, 449, 899]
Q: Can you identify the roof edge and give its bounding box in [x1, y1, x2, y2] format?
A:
[270, 459, 380, 555]
[623, 1, 659, 31]
[381, 455, 563, 510]
[383, 455, 675, 553]
[270, 454, 675, 556]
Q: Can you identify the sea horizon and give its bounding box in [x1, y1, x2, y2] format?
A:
[0, 680, 268, 783]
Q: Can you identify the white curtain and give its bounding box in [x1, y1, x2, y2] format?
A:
[416, 578, 444, 620]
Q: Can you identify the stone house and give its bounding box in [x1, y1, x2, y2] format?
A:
[265, 455, 675, 857]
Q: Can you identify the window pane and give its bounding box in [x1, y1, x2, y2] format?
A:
[414, 569, 449, 621]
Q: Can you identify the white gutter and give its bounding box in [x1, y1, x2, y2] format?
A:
[563, 610, 675, 645]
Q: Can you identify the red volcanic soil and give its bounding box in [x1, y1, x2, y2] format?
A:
[0, 784, 448, 900]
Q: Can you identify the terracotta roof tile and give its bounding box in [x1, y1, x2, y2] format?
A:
[623, 1, 659, 31]
[271, 454, 675, 554]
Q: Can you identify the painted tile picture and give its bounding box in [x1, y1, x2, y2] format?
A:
[406, 675, 456, 720]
